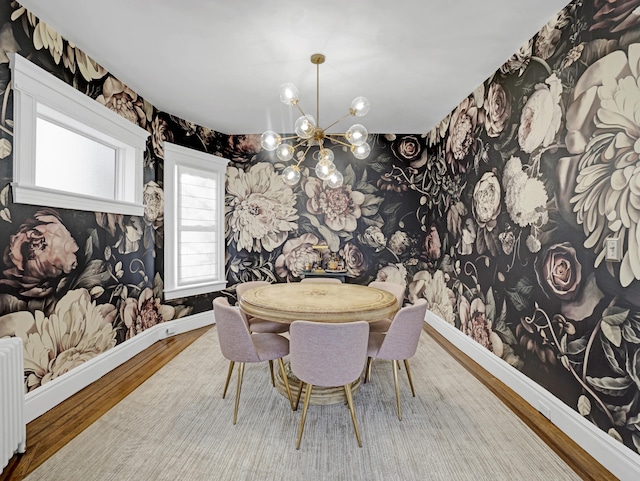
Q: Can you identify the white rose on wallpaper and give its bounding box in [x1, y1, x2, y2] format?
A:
[226, 163, 298, 253]
[472, 171, 501, 231]
[10, 288, 117, 392]
[566, 44, 640, 286]
[518, 73, 563, 153]
[361, 226, 387, 252]
[375, 263, 408, 288]
[408, 270, 456, 325]
[502, 156, 549, 228]
[305, 177, 365, 233]
[388, 231, 411, 256]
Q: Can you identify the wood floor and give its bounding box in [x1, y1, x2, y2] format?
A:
[1, 324, 615, 481]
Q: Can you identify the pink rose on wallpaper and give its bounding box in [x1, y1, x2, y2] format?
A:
[340, 242, 367, 277]
[391, 135, 427, 168]
[445, 96, 479, 173]
[121, 287, 175, 340]
[1, 209, 79, 298]
[421, 224, 442, 264]
[535, 242, 582, 301]
[275, 233, 320, 280]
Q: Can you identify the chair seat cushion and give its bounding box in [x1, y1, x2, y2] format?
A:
[248, 317, 289, 333]
[368, 318, 392, 333]
[253, 333, 290, 361]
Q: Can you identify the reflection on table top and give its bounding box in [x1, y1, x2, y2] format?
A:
[239, 283, 398, 324]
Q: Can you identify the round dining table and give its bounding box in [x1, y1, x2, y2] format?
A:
[239, 282, 400, 405]
[239, 282, 398, 324]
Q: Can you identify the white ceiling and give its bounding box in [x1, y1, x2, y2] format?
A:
[18, 0, 571, 135]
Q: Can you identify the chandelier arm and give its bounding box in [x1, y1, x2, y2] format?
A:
[294, 102, 307, 118]
[323, 134, 352, 148]
[294, 143, 314, 166]
[280, 134, 300, 141]
[321, 112, 352, 132]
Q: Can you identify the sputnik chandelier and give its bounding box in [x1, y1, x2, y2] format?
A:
[260, 53, 371, 188]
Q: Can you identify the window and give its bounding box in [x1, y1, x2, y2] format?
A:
[164, 142, 228, 299]
[9, 53, 148, 216]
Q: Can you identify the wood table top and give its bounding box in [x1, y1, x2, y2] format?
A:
[239, 283, 398, 323]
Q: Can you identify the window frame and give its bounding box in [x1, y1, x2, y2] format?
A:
[9, 53, 149, 216]
[163, 141, 229, 299]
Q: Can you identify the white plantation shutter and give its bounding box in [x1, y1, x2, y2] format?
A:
[164, 143, 228, 299]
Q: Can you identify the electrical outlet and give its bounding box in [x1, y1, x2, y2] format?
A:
[538, 401, 551, 419]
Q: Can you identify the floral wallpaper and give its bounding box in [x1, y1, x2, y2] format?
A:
[1, 0, 640, 460]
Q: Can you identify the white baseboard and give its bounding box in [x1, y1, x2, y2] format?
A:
[425, 311, 640, 481]
[24, 311, 214, 423]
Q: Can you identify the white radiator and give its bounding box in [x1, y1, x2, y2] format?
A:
[0, 337, 26, 472]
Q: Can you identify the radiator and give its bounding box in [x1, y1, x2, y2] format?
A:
[0, 338, 26, 472]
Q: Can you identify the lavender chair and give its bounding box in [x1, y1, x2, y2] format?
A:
[213, 297, 294, 424]
[299, 277, 342, 284]
[236, 281, 289, 334]
[289, 320, 369, 449]
[366, 299, 428, 420]
[367, 281, 405, 333]
[236, 281, 289, 387]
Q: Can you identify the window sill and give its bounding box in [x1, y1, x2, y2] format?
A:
[164, 280, 227, 300]
[12, 183, 145, 216]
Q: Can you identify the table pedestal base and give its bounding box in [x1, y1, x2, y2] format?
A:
[275, 361, 362, 405]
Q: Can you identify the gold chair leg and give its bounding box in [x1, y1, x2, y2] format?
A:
[392, 360, 402, 421]
[269, 360, 275, 387]
[277, 358, 295, 411]
[344, 383, 362, 447]
[365, 357, 373, 383]
[294, 378, 304, 411]
[296, 383, 313, 450]
[233, 362, 245, 425]
[404, 359, 416, 397]
[222, 361, 235, 399]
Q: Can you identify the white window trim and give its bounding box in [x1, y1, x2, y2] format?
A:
[164, 142, 229, 299]
[9, 52, 149, 216]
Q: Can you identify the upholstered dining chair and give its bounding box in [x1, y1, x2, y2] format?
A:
[289, 320, 369, 449]
[236, 281, 289, 387]
[236, 281, 289, 334]
[367, 281, 405, 333]
[213, 297, 294, 424]
[299, 277, 342, 284]
[365, 298, 428, 421]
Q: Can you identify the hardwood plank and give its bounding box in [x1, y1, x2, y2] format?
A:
[423, 324, 616, 481]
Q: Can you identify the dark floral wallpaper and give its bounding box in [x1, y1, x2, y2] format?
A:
[1, 0, 640, 458]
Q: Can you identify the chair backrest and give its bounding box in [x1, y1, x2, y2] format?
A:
[300, 277, 341, 284]
[213, 297, 261, 363]
[375, 299, 428, 360]
[368, 281, 405, 308]
[236, 280, 269, 301]
[289, 321, 369, 387]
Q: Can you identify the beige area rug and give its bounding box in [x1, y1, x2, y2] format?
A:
[25, 327, 581, 481]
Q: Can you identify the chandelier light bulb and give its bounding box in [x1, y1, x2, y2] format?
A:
[276, 143, 295, 161]
[260, 131, 282, 151]
[327, 170, 344, 189]
[317, 148, 334, 164]
[279, 83, 299, 105]
[315, 161, 336, 180]
[350, 96, 370, 117]
[282, 165, 301, 185]
[294, 115, 316, 139]
[346, 124, 368, 146]
[351, 142, 371, 160]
